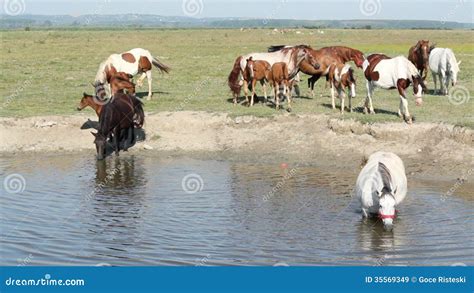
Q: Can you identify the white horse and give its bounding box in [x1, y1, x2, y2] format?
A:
[94, 48, 170, 100]
[356, 151, 407, 228]
[429, 48, 461, 95]
[363, 54, 426, 124]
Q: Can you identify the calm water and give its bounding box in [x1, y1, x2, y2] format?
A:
[0, 153, 472, 266]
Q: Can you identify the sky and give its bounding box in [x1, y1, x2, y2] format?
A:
[1, 0, 473, 23]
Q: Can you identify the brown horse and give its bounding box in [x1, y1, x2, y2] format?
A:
[77, 92, 103, 116]
[78, 92, 145, 129]
[244, 57, 272, 106]
[95, 66, 136, 100]
[408, 40, 435, 81]
[92, 92, 145, 160]
[270, 62, 290, 111]
[301, 46, 365, 97]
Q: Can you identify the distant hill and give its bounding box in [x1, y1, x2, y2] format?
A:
[0, 14, 472, 30]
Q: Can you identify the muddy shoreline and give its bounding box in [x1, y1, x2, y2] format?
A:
[1, 111, 473, 182]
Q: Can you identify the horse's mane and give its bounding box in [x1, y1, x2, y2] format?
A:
[95, 61, 108, 84]
[445, 49, 459, 71]
[267, 44, 311, 53]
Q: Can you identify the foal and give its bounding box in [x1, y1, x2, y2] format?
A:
[270, 62, 291, 111]
[327, 63, 356, 113]
[244, 57, 271, 106]
[77, 93, 103, 116]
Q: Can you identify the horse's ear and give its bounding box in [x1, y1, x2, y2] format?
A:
[378, 162, 393, 193]
[458, 60, 462, 66]
[83, 92, 88, 97]
[91, 131, 97, 137]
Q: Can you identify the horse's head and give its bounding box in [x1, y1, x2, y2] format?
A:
[77, 92, 93, 111]
[293, 47, 320, 71]
[448, 60, 461, 86]
[92, 81, 107, 100]
[377, 162, 396, 228]
[415, 40, 430, 64]
[245, 57, 255, 79]
[351, 50, 365, 68]
[379, 192, 396, 228]
[412, 75, 425, 105]
[91, 132, 106, 160]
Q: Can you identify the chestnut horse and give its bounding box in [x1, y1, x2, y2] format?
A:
[363, 54, 426, 124]
[244, 57, 271, 106]
[227, 45, 319, 104]
[304, 46, 365, 97]
[92, 92, 145, 160]
[94, 48, 170, 101]
[95, 68, 136, 100]
[408, 40, 435, 81]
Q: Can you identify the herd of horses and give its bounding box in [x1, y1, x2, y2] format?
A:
[228, 40, 461, 123]
[77, 41, 460, 161]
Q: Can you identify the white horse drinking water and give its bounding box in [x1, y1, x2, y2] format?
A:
[94, 48, 170, 100]
[429, 48, 460, 95]
[356, 152, 407, 228]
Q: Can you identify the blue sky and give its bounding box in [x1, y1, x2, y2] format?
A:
[3, 0, 473, 23]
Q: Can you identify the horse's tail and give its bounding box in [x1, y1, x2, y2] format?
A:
[151, 56, 171, 74]
[228, 56, 243, 97]
[132, 96, 145, 129]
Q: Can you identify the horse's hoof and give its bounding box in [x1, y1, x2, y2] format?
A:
[146, 96, 152, 101]
[287, 108, 292, 113]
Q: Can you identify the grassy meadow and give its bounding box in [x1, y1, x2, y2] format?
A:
[1, 28, 473, 127]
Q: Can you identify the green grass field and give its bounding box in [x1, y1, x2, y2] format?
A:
[1, 28, 473, 127]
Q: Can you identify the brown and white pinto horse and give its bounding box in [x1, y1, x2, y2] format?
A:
[227, 45, 319, 103]
[327, 63, 356, 113]
[303, 46, 365, 97]
[244, 57, 272, 106]
[363, 54, 426, 124]
[408, 40, 435, 81]
[94, 48, 170, 101]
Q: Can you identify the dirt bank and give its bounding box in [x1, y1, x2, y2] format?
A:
[1, 111, 473, 180]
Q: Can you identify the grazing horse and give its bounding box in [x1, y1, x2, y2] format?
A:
[303, 46, 365, 97]
[408, 40, 434, 81]
[244, 57, 271, 106]
[227, 45, 319, 103]
[429, 48, 461, 96]
[327, 63, 356, 113]
[78, 92, 145, 129]
[363, 54, 426, 124]
[92, 92, 145, 160]
[94, 48, 170, 101]
[270, 62, 290, 111]
[356, 151, 407, 229]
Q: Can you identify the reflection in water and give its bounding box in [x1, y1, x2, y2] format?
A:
[0, 153, 472, 266]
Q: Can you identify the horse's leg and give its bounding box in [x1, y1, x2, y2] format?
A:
[432, 72, 437, 94]
[367, 83, 375, 114]
[330, 83, 336, 110]
[397, 81, 411, 123]
[250, 79, 256, 107]
[145, 70, 153, 101]
[243, 79, 249, 105]
[129, 126, 135, 147]
[339, 88, 345, 114]
[114, 127, 121, 155]
[364, 81, 374, 114]
[286, 83, 292, 112]
[309, 75, 320, 97]
[274, 83, 280, 110]
[262, 81, 267, 105]
[136, 73, 146, 87]
[440, 73, 447, 96]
